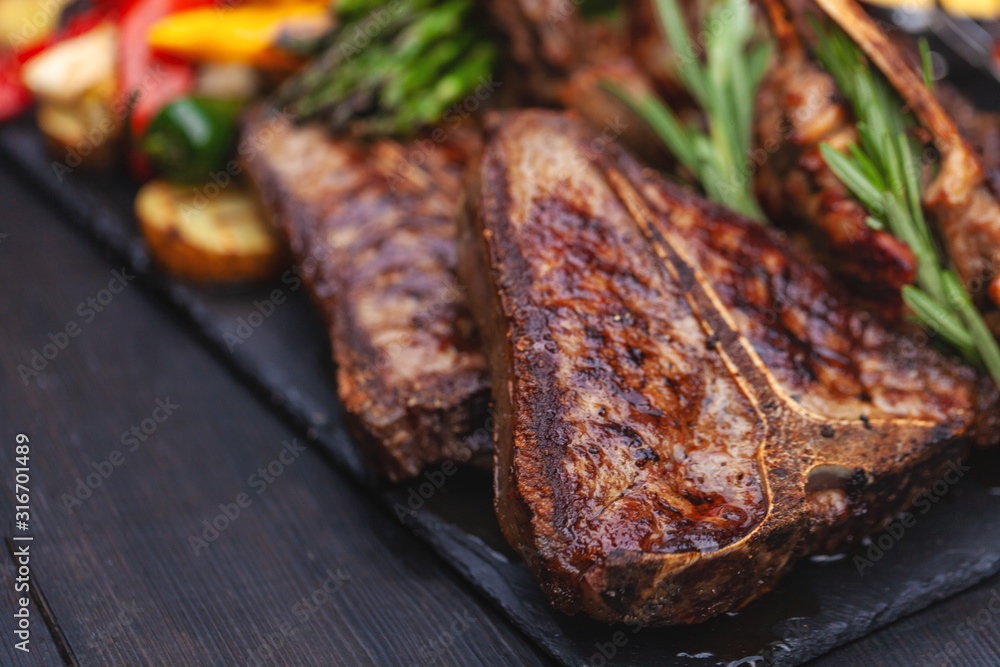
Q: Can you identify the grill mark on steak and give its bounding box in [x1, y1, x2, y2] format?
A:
[242, 110, 490, 481]
[459, 110, 998, 625]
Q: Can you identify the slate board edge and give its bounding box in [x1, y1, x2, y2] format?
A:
[5, 123, 999, 667]
[784, 551, 1000, 667]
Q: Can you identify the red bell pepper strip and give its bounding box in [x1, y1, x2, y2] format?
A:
[119, 0, 213, 139]
[118, 0, 216, 174]
[0, 50, 37, 122]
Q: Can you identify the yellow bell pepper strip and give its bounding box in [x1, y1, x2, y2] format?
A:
[861, 0, 935, 10]
[146, 2, 333, 69]
[939, 0, 1000, 19]
[865, 0, 1000, 20]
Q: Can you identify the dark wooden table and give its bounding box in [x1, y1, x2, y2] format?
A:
[1, 161, 999, 666]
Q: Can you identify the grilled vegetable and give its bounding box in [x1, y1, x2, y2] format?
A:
[119, 0, 202, 141]
[194, 63, 260, 101]
[274, 0, 497, 137]
[147, 2, 332, 69]
[135, 180, 287, 283]
[0, 0, 70, 51]
[0, 51, 35, 122]
[867, 0, 999, 19]
[141, 96, 241, 182]
[21, 23, 121, 165]
[939, 0, 1000, 18]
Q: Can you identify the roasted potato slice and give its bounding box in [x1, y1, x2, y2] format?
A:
[135, 180, 287, 283]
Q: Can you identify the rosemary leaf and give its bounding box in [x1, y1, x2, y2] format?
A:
[865, 216, 885, 231]
[849, 141, 883, 190]
[897, 133, 935, 251]
[902, 285, 977, 356]
[943, 271, 1000, 385]
[275, 0, 494, 137]
[654, 0, 708, 107]
[919, 38, 935, 92]
[819, 143, 884, 212]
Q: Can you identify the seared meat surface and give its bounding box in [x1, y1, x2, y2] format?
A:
[243, 110, 490, 480]
[458, 110, 997, 625]
[754, 0, 916, 296]
[937, 83, 1000, 173]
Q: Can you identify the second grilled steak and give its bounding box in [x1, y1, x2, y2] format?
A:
[243, 110, 490, 480]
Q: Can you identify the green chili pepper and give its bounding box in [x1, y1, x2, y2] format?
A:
[141, 97, 242, 183]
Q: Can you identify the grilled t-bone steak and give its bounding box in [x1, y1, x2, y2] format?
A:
[243, 110, 490, 481]
[458, 110, 998, 625]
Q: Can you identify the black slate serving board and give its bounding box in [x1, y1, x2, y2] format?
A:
[5, 118, 1000, 667]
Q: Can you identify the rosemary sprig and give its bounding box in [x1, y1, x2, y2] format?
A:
[814, 22, 1000, 387]
[605, 0, 770, 220]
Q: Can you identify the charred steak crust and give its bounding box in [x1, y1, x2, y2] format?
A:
[458, 110, 998, 626]
[242, 110, 490, 481]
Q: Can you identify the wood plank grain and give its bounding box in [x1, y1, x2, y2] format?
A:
[814, 572, 1000, 667]
[0, 167, 547, 666]
[0, 544, 65, 666]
